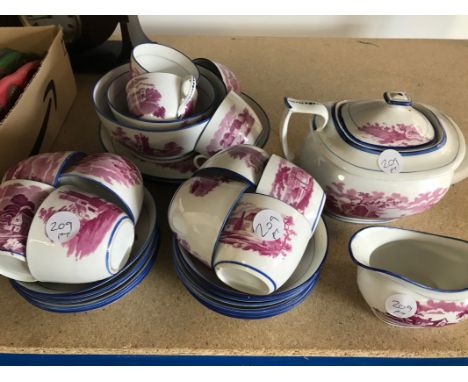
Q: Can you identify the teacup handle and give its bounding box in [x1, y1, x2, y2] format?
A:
[280, 97, 329, 161]
[177, 76, 198, 119]
[193, 154, 208, 169]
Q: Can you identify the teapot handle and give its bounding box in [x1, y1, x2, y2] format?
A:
[280, 97, 329, 161]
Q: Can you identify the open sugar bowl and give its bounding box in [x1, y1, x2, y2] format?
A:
[349, 226, 468, 328]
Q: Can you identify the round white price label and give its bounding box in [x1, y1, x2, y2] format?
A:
[378, 149, 403, 174]
[46, 211, 80, 243]
[385, 294, 417, 319]
[252, 209, 284, 241]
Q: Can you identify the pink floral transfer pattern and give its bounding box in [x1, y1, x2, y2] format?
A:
[215, 62, 241, 95]
[112, 127, 184, 158]
[219, 201, 296, 258]
[189, 176, 229, 197]
[0, 183, 51, 255]
[38, 190, 124, 260]
[206, 105, 256, 156]
[325, 182, 448, 219]
[127, 76, 166, 119]
[356, 123, 431, 146]
[269, 158, 314, 215]
[227, 146, 268, 175]
[2, 151, 84, 186]
[374, 300, 468, 327]
[64, 153, 142, 187]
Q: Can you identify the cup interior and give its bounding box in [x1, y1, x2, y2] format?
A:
[351, 227, 468, 291]
[132, 43, 199, 78]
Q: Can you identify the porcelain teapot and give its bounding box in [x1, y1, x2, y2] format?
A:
[280, 91, 468, 223]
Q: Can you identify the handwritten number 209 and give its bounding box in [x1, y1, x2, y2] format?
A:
[255, 215, 281, 240]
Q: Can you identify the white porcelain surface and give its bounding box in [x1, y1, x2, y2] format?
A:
[256, 154, 325, 231]
[168, 176, 250, 266]
[27, 186, 135, 284]
[108, 70, 215, 130]
[350, 226, 468, 327]
[280, 93, 468, 223]
[58, 153, 144, 223]
[99, 125, 199, 181]
[195, 90, 264, 157]
[195, 144, 270, 185]
[130, 43, 199, 79]
[126, 72, 198, 121]
[0, 179, 54, 282]
[213, 193, 312, 295]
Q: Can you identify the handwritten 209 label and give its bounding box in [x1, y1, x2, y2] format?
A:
[385, 294, 417, 319]
[46, 212, 80, 243]
[252, 209, 284, 241]
[378, 149, 403, 174]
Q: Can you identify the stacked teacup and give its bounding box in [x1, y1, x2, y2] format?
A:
[0, 152, 159, 313]
[168, 145, 328, 319]
[93, 43, 270, 182]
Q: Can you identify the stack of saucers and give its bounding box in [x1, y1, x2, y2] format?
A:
[10, 188, 159, 313]
[172, 218, 327, 319]
[93, 43, 270, 183]
[168, 145, 328, 319]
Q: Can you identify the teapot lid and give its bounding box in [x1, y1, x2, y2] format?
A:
[315, 92, 463, 173]
[336, 91, 444, 151]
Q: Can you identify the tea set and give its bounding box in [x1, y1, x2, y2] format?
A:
[0, 41, 466, 326]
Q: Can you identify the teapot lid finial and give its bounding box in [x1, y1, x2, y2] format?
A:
[383, 91, 412, 106]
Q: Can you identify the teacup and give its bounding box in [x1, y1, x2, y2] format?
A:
[256, 154, 326, 231]
[2, 151, 85, 186]
[168, 175, 250, 267]
[58, 153, 144, 223]
[108, 70, 215, 130]
[126, 72, 198, 121]
[350, 226, 468, 328]
[0, 179, 54, 281]
[213, 193, 312, 295]
[130, 43, 199, 79]
[26, 185, 135, 284]
[194, 144, 270, 185]
[195, 90, 263, 157]
[193, 58, 241, 95]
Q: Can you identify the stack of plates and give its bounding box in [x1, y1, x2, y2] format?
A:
[10, 188, 159, 313]
[172, 218, 328, 319]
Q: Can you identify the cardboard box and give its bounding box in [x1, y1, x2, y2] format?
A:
[0, 26, 76, 175]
